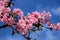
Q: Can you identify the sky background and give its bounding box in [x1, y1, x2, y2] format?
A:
[0, 0, 60, 40]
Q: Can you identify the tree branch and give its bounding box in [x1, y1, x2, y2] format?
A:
[0, 24, 8, 29]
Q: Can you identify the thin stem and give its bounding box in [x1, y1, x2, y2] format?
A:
[9, 25, 20, 34]
[0, 24, 20, 34]
[41, 25, 53, 30]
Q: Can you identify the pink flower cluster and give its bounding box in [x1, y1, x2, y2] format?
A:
[13, 8, 24, 18]
[16, 11, 60, 35]
[0, 0, 60, 35]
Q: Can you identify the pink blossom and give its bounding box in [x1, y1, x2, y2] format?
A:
[55, 23, 60, 30]
[41, 11, 47, 17]
[3, 0, 8, 2]
[41, 11, 52, 19]
[47, 12, 52, 17]
[27, 13, 38, 24]
[27, 16, 38, 24]
[0, 10, 3, 14]
[40, 18, 45, 25]
[50, 24, 55, 28]
[13, 8, 24, 18]
[7, 17, 15, 27]
[0, 6, 4, 11]
[13, 8, 20, 14]
[26, 24, 32, 30]
[45, 19, 51, 26]
[32, 11, 41, 18]
[16, 25, 22, 32]
[16, 18, 33, 35]
[22, 29, 28, 35]
[27, 13, 32, 19]
[17, 18, 26, 28]
[29, 18, 36, 24]
[22, 24, 32, 35]
[16, 18, 26, 33]
[45, 12, 52, 19]
[31, 16, 38, 24]
[0, 1, 4, 7]
[4, 7, 11, 14]
[1, 14, 8, 22]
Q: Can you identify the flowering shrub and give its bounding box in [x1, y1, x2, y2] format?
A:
[0, 0, 60, 40]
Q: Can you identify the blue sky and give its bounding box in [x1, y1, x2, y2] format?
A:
[0, 0, 60, 40]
